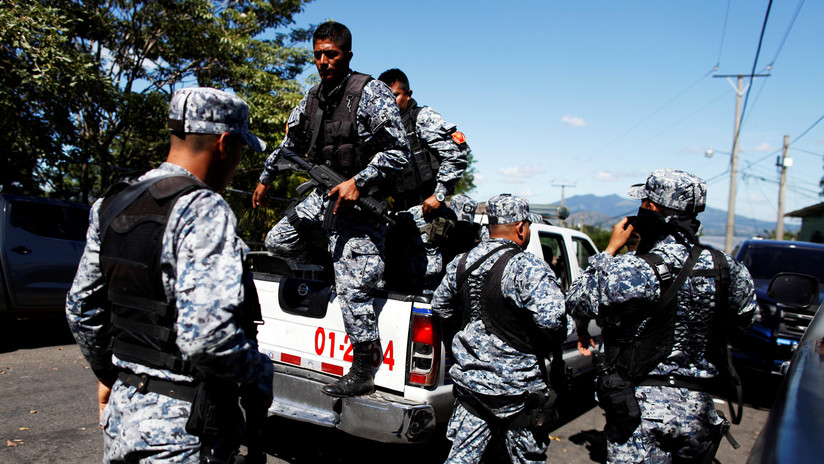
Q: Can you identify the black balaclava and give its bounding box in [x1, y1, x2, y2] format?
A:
[631, 207, 701, 254]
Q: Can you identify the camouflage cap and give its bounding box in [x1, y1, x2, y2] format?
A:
[487, 194, 530, 225]
[627, 168, 707, 213]
[449, 194, 478, 222]
[168, 87, 266, 152]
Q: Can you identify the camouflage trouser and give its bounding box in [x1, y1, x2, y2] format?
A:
[266, 189, 384, 344]
[101, 380, 200, 463]
[445, 401, 548, 464]
[606, 386, 724, 464]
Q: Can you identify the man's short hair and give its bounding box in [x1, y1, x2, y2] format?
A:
[378, 68, 409, 89]
[171, 132, 220, 153]
[313, 21, 352, 52]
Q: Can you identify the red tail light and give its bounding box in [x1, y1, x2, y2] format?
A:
[408, 309, 440, 387]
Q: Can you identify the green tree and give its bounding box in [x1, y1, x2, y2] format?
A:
[1, 0, 314, 203]
[0, 2, 99, 195]
[453, 151, 477, 195]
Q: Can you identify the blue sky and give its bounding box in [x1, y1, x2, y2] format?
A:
[280, 0, 823, 225]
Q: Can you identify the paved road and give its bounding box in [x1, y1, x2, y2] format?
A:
[1, 319, 773, 464]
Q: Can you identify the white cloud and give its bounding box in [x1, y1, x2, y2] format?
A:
[561, 115, 586, 127]
[499, 166, 545, 184]
[520, 188, 535, 198]
[595, 171, 617, 182]
[752, 141, 776, 152]
[473, 173, 485, 184]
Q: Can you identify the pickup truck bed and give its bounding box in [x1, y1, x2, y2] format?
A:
[251, 221, 601, 443]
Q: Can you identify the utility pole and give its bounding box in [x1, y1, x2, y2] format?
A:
[776, 135, 790, 240]
[714, 73, 769, 253]
[553, 184, 575, 206]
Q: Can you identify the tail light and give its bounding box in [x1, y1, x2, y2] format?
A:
[408, 306, 440, 387]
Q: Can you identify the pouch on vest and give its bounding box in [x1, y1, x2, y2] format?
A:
[594, 353, 641, 434]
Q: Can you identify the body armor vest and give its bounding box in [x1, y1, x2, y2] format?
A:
[301, 72, 372, 178]
[99, 175, 207, 375]
[603, 244, 731, 382]
[392, 100, 438, 211]
[456, 243, 554, 357]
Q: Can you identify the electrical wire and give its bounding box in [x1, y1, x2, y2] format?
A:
[768, 0, 806, 68]
[741, 111, 824, 169]
[594, 88, 730, 169]
[715, 0, 732, 70]
[733, 0, 774, 151]
[576, 68, 717, 169]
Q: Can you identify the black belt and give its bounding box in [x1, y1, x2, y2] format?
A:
[118, 371, 198, 402]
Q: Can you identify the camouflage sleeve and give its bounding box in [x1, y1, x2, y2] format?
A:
[431, 254, 462, 321]
[415, 106, 469, 196]
[65, 199, 117, 382]
[352, 79, 410, 191]
[565, 251, 660, 321]
[726, 254, 757, 331]
[506, 253, 571, 339]
[171, 192, 273, 395]
[259, 95, 310, 186]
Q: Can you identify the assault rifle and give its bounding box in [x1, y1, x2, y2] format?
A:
[272, 149, 395, 227]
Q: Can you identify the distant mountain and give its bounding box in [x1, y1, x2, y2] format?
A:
[560, 194, 798, 236]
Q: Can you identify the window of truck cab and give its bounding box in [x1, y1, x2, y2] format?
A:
[538, 232, 569, 292]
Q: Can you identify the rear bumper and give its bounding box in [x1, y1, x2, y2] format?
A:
[268, 363, 438, 443]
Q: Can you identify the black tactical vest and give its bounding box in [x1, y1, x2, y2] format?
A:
[603, 244, 731, 382]
[391, 100, 438, 210]
[456, 243, 554, 358]
[301, 72, 372, 178]
[99, 175, 207, 375]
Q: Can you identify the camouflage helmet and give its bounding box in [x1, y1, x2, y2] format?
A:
[487, 194, 530, 225]
[627, 168, 706, 213]
[168, 87, 266, 152]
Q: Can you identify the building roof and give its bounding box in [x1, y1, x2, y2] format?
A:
[787, 202, 824, 218]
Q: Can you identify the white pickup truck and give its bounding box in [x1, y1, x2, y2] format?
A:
[250, 220, 600, 444]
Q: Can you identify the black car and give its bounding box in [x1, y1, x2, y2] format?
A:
[731, 238, 824, 375]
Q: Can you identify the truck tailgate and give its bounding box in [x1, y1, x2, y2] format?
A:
[254, 274, 413, 393]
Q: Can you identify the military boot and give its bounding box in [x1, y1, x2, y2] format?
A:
[321, 342, 375, 397]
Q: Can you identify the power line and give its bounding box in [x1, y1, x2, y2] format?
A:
[740, 111, 824, 169]
[791, 147, 824, 157]
[768, 0, 806, 68]
[734, 0, 774, 146]
[576, 68, 717, 170]
[715, 0, 732, 70]
[597, 88, 730, 169]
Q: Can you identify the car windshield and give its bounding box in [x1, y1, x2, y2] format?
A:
[740, 245, 824, 283]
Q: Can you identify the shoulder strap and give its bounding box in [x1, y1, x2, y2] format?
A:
[456, 243, 521, 291]
[99, 176, 166, 239]
[657, 244, 705, 309]
[707, 248, 743, 424]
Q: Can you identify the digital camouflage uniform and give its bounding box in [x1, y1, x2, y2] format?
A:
[565, 169, 756, 464]
[66, 88, 273, 463]
[432, 195, 571, 464]
[394, 101, 470, 293]
[260, 71, 409, 345]
[67, 166, 274, 463]
[406, 100, 469, 202]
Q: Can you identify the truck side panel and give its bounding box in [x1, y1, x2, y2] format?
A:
[254, 274, 412, 393]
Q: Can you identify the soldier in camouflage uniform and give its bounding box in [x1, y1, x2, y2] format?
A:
[377, 68, 470, 293]
[252, 22, 409, 397]
[566, 169, 756, 463]
[66, 88, 274, 463]
[432, 194, 570, 463]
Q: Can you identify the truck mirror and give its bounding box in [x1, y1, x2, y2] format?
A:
[768, 272, 820, 308]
